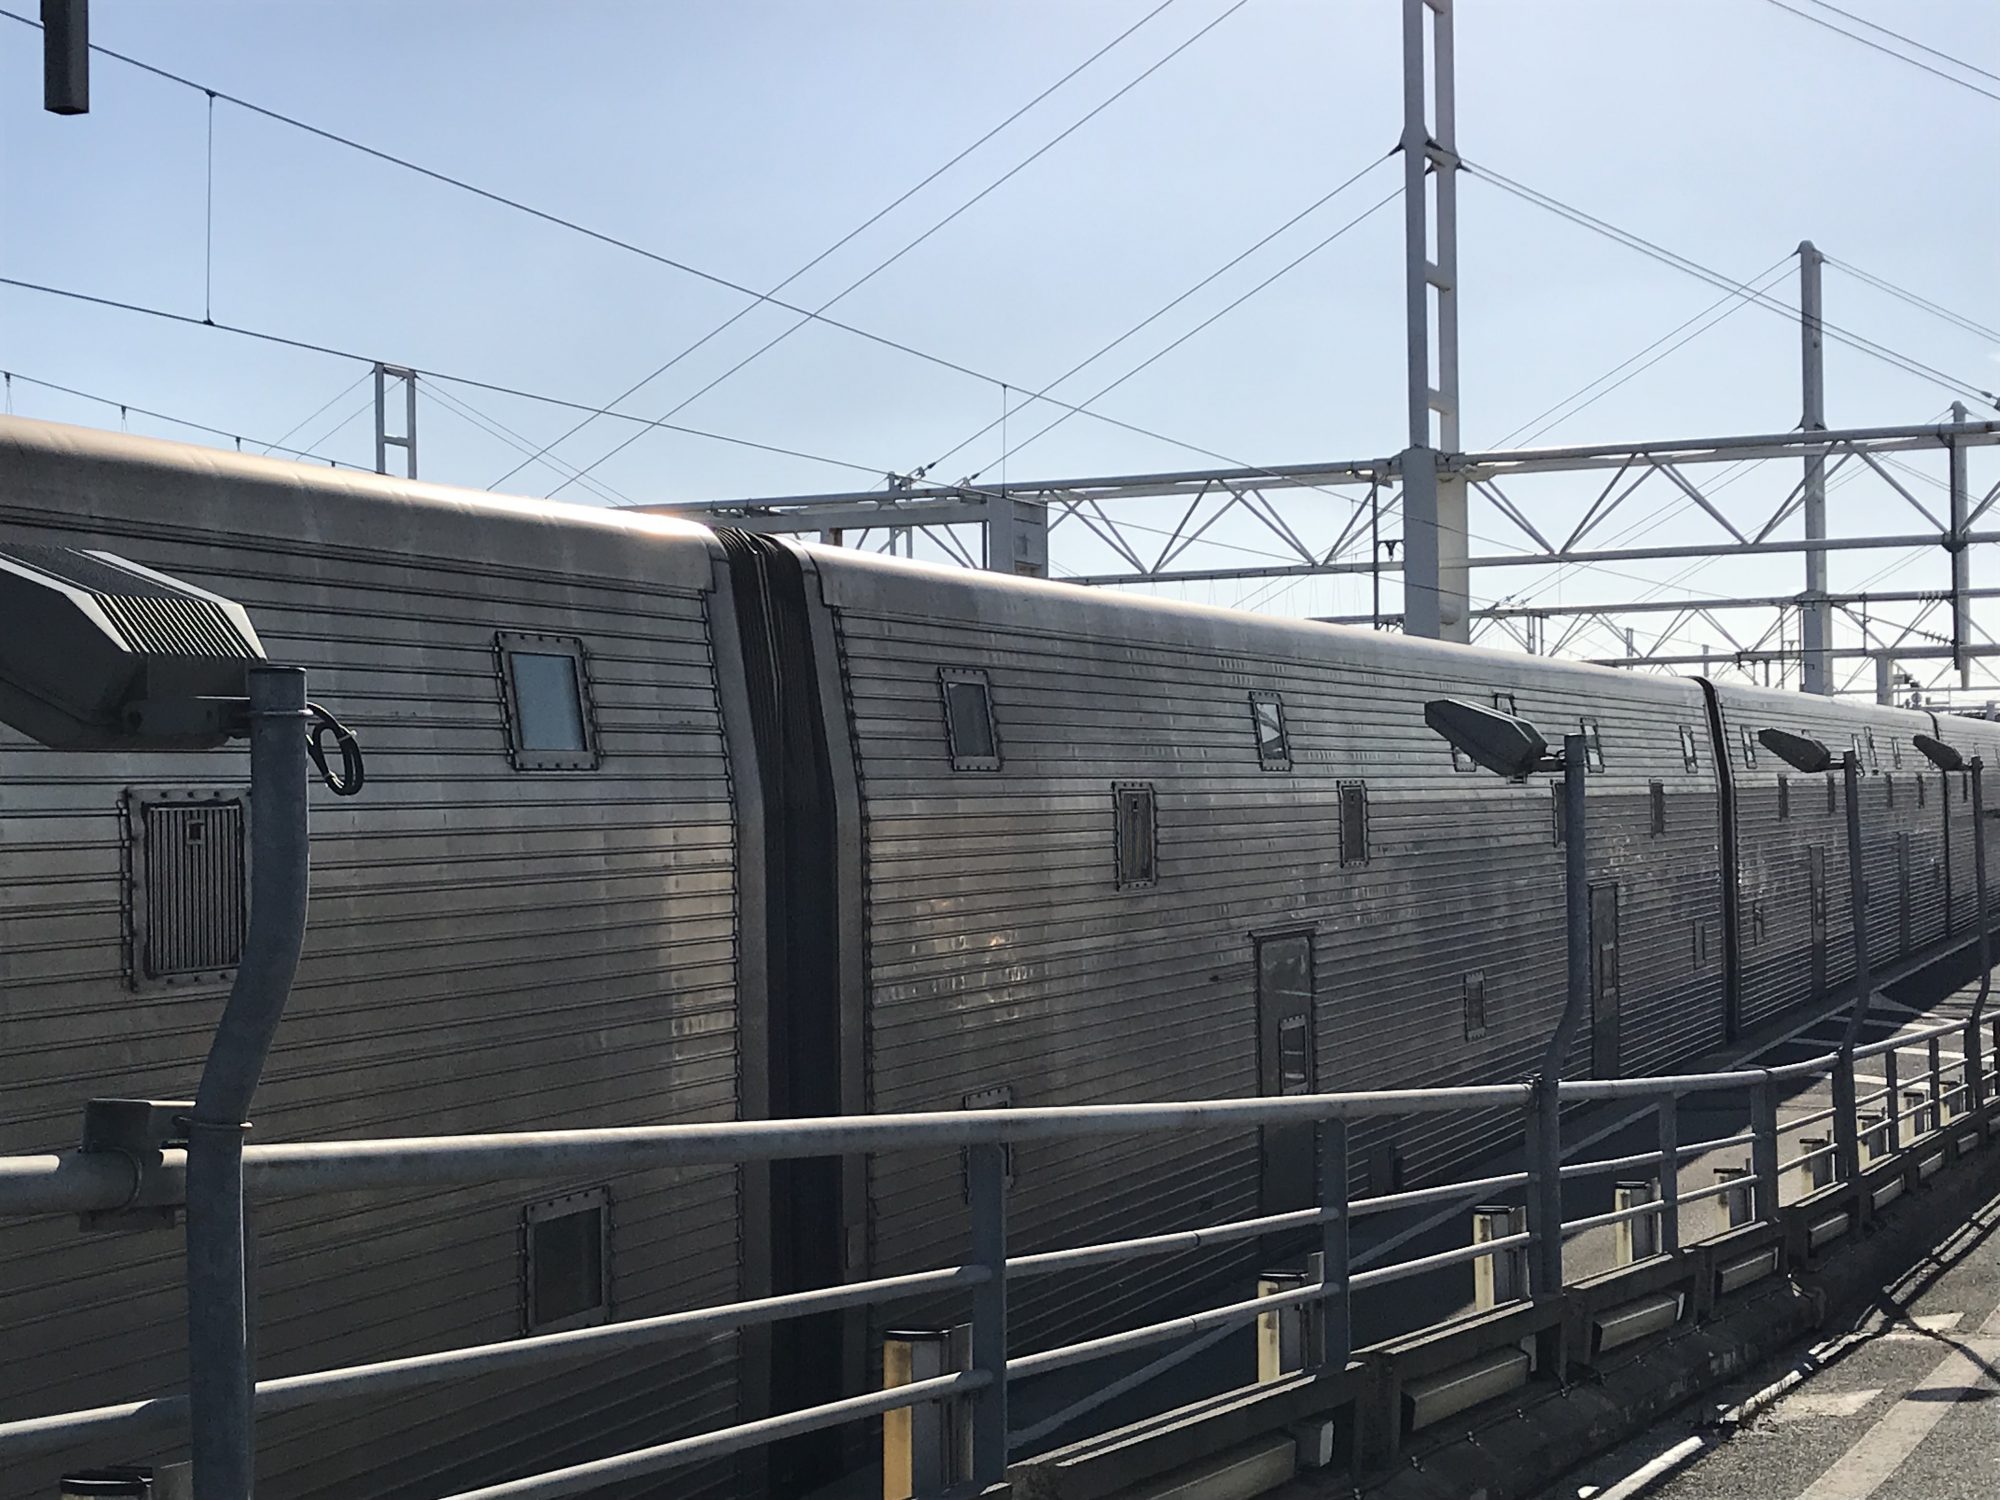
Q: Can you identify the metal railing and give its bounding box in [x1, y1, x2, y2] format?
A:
[1, 1010, 1996, 1499]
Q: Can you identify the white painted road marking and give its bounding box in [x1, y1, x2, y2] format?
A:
[1793, 1308, 2000, 1499]
[1766, 1388, 1881, 1422]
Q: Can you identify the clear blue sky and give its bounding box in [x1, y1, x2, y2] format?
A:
[2, 2, 1996, 688]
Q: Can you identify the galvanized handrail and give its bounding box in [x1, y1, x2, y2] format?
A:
[2, 999, 1996, 1494]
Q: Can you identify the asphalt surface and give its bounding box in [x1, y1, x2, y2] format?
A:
[1545, 1185, 2000, 1500]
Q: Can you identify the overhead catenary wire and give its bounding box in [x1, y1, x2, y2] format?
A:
[1823, 256, 2000, 348]
[1, 369, 365, 468]
[0, 6, 1254, 470]
[422, 383, 635, 506]
[0, 275, 891, 479]
[487, 0, 1182, 491]
[1464, 160, 2000, 412]
[1799, 0, 2000, 85]
[259, 368, 374, 456]
[925, 151, 1397, 483]
[1756, 0, 2000, 103]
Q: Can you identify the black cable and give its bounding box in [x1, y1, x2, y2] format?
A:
[487, 0, 1181, 490]
[542, 1, 1248, 501]
[424, 382, 634, 506]
[1464, 162, 2000, 411]
[927, 151, 1395, 480]
[1758, 0, 2000, 102]
[1803, 0, 2000, 84]
[0, 275, 889, 476]
[306, 703, 364, 796]
[260, 369, 373, 456]
[985, 185, 1403, 476]
[0, 8, 1143, 418]
[1, 368, 363, 467]
[1824, 256, 2000, 347]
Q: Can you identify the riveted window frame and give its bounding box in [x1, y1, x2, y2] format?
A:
[1113, 782, 1157, 890]
[1918, 773, 1927, 808]
[1885, 773, 1896, 809]
[1338, 780, 1370, 867]
[1864, 728, 1880, 771]
[1649, 780, 1667, 836]
[521, 1186, 611, 1336]
[1249, 690, 1291, 772]
[1778, 774, 1791, 820]
[1678, 724, 1699, 773]
[1739, 725, 1759, 769]
[1890, 736, 1903, 769]
[940, 667, 1002, 772]
[496, 631, 600, 772]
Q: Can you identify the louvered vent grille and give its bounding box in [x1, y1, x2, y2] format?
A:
[99, 594, 249, 658]
[0, 543, 255, 657]
[141, 801, 247, 977]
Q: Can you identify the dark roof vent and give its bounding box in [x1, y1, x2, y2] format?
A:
[0, 545, 266, 749]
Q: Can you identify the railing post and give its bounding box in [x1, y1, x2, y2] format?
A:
[1612, 1182, 1659, 1265]
[1883, 1049, 1901, 1153]
[1751, 1075, 1781, 1225]
[1929, 1036, 1945, 1120]
[1833, 1051, 1861, 1188]
[1318, 1117, 1351, 1370]
[1473, 1205, 1528, 1309]
[1525, 1078, 1563, 1295]
[1656, 1095, 1680, 1254]
[967, 1142, 1008, 1489]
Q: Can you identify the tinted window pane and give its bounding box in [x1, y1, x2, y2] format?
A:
[1277, 1015, 1310, 1094]
[531, 1205, 603, 1327]
[1254, 699, 1287, 763]
[945, 679, 996, 761]
[510, 652, 586, 751]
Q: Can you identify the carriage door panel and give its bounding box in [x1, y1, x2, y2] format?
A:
[1808, 846, 1827, 997]
[1897, 832, 1912, 954]
[1589, 885, 1621, 1078]
[1256, 932, 1316, 1214]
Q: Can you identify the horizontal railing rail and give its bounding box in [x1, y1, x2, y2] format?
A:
[1, 1008, 1995, 1497]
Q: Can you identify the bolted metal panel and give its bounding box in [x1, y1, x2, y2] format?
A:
[125, 789, 248, 989]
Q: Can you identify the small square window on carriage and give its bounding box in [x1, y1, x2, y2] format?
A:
[1493, 692, 1518, 716]
[1578, 718, 1605, 772]
[496, 632, 599, 771]
[1338, 780, 1370, 865]
[940, 667, 1001, 771]
[522, 1187, 611, 1334]
[1249, 691, 1291, 771]
[1679, 724, 1699, 773]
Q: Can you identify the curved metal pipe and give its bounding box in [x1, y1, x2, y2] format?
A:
[186, 665, 311, 1500]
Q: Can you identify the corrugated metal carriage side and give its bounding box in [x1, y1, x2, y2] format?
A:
[801, 547, 1727, 1363]
[0, 419, 758, 1500]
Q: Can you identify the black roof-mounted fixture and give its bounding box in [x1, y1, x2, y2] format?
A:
[1757, 727, 1832, 775]
[1423, 697, 1562, 780]
[0, 545, 266, 749]
[1913, 733, 1965, 773]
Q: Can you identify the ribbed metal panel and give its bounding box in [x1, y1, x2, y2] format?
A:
[139, 800, 246, 976]
[808, 550, 1727, 1362]
[0, 419, 747, 1500]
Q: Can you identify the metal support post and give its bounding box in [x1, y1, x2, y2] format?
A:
[1971, 758, 1991, 1109]
[1929, 1036, 1945, 1123]
[186, 666, 311, 1500]
[1841, 751, 1872, 1050]
[373, 363, 418, 479]
[1833, 1051, 1861, 1187]
[1397, 0, 1465, 642]
[1473, 1205, 1528, 1307]
[966, 1142, 1008, 1488]
[1751, 1076, 1781, 1225]
[1317, 1117, 1351, 1369]
[1952, 401, 1971, 688]
[1612, 1182, 1659, 1265]
[1800, 241, 1832, 695]
[1884, 1049, 1901, 1152]
[1656, 1096, 1680, 1254]
[1528, 737, 1589, 1296]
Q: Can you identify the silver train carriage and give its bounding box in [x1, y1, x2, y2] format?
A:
[3, 416, 1997, 1499]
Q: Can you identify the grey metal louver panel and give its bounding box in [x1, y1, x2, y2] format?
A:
[100, 593, 251, 659]
[137, 797, 247, 980]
